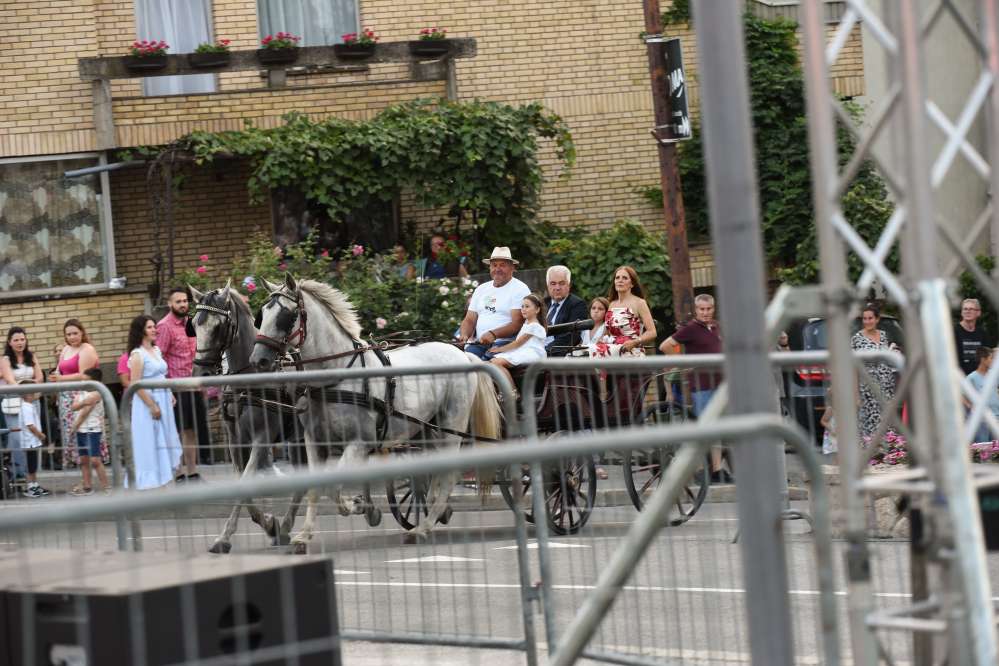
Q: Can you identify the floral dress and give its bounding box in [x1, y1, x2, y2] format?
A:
[590, 307, 646, 359]
[851, 329, 897, 437]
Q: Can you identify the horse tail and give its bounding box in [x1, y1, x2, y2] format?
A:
[466, 354, 504, 497]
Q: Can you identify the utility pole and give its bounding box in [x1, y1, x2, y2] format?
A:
[643, 0, 695, 323]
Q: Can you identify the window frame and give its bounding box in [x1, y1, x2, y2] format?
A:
[256, 0, 361, 47]
[0, 152, 118, 301]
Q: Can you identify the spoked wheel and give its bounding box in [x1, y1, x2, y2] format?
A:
[623, 401, 709, 525]
[499, 464, 535, 524]
[385, 474, 451, 531]
[541, 431, 597, 535]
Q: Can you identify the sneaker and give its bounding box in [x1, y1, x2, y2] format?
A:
[25, 485, 50, 498]
[69, 485, 94, 497]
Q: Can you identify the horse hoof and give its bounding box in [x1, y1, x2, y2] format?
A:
[437, 505, 453, 525]
[365, 507, 382, 527]
[291, 541, 308, 555]
[208, 542, 232, 554]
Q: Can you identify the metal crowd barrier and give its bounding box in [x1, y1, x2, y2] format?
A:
[0, 358, 852, 664]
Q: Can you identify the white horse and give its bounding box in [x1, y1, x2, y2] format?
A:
[189, 283, 305, 553]
[248, 274, 503, 551]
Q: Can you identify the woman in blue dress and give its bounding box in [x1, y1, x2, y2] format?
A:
[127, 314, 183, 489]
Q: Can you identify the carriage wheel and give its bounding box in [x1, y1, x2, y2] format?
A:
[499, 464, 535, 525]
[385, 475, 452, 531]
[542, 431, 597, 536]
[623, 401, 710, 525]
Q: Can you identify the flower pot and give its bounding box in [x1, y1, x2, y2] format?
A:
[256, 48, 299, 65]
[189, 52, 231, 68]
[123, 54, 167, 71]
[408, 39, 450, 58]
[333, 43, 376, 60]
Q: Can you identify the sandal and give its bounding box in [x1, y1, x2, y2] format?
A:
[595, 467, 609, 480]
[70, 485, 94, 496]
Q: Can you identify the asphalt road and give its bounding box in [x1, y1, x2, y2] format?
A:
[2, 490, 970, 666]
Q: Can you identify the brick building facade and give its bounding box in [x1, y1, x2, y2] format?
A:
[0, 0, 865, 364]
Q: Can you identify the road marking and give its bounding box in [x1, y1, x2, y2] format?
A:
[385, 555, 486, 563]
[494, 541, 590, 550]
[333, 570, 370, 575]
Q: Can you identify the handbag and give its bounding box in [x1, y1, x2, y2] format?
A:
[1, 397, 22, 416]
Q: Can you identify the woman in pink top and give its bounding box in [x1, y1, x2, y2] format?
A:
[48, 319, 107, 467]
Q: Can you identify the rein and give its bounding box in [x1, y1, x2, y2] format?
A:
[193, 301, 239, 371]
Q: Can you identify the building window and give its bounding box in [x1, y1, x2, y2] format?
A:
[258, 0, 359, 46]
[0, 155, 116, 298]
[135, 0, 216, 96]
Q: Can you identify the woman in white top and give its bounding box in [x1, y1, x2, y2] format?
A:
[489, 295, 548, 394]
[1, 327, 47, 496]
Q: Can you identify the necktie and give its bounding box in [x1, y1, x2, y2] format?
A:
[550, 300, 562, 324]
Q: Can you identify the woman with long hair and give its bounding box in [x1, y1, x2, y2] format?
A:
[127, 314, 183, 489]
[592, 266, 657, 359]
[1, 327, 47, 496]
[48, 319, 106, 469]
[851, 303, 899, 437]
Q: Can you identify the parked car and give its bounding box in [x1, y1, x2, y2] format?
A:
[784, 316, 904, 444]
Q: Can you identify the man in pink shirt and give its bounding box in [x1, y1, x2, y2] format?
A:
[156, 287, 208, 481]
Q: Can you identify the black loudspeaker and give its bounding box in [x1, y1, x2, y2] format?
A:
[0, 549, 340, 665]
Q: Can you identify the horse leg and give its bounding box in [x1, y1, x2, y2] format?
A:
[276, 489, 305, 545]
[290, 438, 321, 554]
[334, 441, 369, 516]
[412, 468, 457, 539]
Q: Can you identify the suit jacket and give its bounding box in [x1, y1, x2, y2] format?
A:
[544, 292, 589, 356]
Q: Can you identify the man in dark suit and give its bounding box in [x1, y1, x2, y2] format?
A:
[544, 265, 589, 356]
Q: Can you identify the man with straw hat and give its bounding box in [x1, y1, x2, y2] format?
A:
[457, 247, 531, 360]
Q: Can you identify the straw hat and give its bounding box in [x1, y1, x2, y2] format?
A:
[482, 247, 520, 265]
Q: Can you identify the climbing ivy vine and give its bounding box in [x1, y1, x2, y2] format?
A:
[170, 99, 574, 264]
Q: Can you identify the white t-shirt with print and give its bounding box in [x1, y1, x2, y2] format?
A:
[469, 277, 531, 340]
[19, 401, 42, 449]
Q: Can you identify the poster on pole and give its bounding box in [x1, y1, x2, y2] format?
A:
[662, 38, 692, 141]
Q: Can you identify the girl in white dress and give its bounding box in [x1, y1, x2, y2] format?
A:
[580, 297, 609, 347]
[489, 295, 548, 393]
[127, 315, 183, 490]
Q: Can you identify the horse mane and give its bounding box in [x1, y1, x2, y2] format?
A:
[297, 279, 363, 341]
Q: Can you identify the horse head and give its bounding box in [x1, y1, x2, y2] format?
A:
[191, 280, 238, 376]
[250, 273, 302, 372]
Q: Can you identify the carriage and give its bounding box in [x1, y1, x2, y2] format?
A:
[190, 279, 709, 553]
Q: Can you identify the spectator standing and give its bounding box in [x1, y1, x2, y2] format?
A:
[69, 368, 110, 495]
[117, 352, 131, 389]
[543, 265, 588, 356]
[129, 315, 183, 490]
[49, 319, 107, 469]
[851, 303, 898, 438]
[458, 247, 531, 360]
[418, 233, 470, 280]
[660, 294, 729, 482]
[16, 381, 49, 498]
[955, 298, 992, 375]
[1, 327, 43, 484]
[964, 347, 999, 443]
[391, 244, 417, 280]
[157, 287, 209, 481]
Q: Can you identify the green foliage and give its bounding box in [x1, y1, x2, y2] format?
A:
[178, 100, 575, 264]
[642, 12, 896, 285]
[662, 0, 691, 25]
[212, 232, 469, 339]
[958, 255, 998, 342]
[546, 219, 672, 317]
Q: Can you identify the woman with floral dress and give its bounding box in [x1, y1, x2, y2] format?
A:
[590, 266, 658, 423]
[851, 304, 898, 438]
[49, 319, 108, 468]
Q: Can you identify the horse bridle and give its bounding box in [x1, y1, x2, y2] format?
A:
[193, 297, 239, 372]
[254, 289, 308, 357]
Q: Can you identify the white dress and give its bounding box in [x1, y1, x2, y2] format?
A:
[129, 346, 183, 489]
[496, 322, 547, 366]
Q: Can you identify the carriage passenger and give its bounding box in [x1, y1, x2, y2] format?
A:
[457, 247, 531, 360]
[489, 295, 548, 396]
